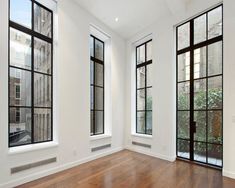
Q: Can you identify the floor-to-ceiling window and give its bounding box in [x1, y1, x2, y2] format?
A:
[136, 40, 152, 135]
[90, 35, 105, 136]
[9, 0, 53, 147]
[176, 5, 223, 167]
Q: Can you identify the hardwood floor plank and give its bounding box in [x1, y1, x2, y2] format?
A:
[17, 150, 235, 188]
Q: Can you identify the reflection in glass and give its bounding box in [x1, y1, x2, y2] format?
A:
[10, 68, 31, 107]
[95, 63, 103, 87]
[147, 41, 152, 61]
[177, 139, 190, 159]
[146, 112, 152, 135]
[208, 144, 222, 166]
[194, 15, 206, 44]
[178, 52, 190, 82]
[34, 108, 51, 142]
[34, 73, 51, 107]
[194, 111, 206, 142]
[137, 89, 145, 111]
[146, 88, 152, 110]
[194, 47, 206, 79]
[95, 111, 103, 134]
[95, 87, 104, 110]
[178, 111, 190, 139]
[137, 45, 145, 65]
[34, 38, 51, 74]
[9, 108, 32, 147]
[90, 61, 94, 84]
[10, 28, 31, 70]
[137, 112, 145, 134]
[208, 42, 222, 76]
[147, 64, 152, 87]
[208, 6, 222, 39]
[194, 142, 206, 163]
[177, 23, 190, 50]
[34, 4, 52, 37]
[95, 39, 104, 61]
[137, 67, 145, 89]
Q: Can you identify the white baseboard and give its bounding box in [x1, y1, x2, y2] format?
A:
[125, 145, 176, 162]
[0, 147, 123, 188]
[223, 169, 235, 179]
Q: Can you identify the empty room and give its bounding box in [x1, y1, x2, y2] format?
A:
[1, 0, 235, 187]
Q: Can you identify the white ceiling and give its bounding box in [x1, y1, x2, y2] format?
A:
[74, 0, 191, 39]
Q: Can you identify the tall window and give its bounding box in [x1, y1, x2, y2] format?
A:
[9, 0, 53, 147]
[90, 35, 105, 136]
[136, 40, 152, 135]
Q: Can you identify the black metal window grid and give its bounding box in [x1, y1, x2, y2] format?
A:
[90, 35, 105, 136]
[136, 40, 152, 135]
[176, 5, 223, 168]
[9, 0, 53, 147]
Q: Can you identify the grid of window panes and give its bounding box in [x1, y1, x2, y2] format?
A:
[136, 40, 152, 135]
[90, 35, 104, 136]
[9, 0, 53, 147]
[177, 5, 223, 167]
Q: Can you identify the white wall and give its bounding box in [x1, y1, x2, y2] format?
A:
[0, 0, 126, 187]
[125, 0, 235, 179]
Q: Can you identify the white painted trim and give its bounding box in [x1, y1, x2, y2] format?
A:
[0, 147, 123, 188]
[223, 169, 235, 179]
[90, 134, 112, 141]
[131, 133, 153, 139]
[125, 145, 176, 162]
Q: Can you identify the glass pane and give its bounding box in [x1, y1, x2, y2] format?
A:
[9, 107, 32, 147]
[10, 28, 32, 70]
[137, 45, 145, 65]
[178, 52, 190, 82]
[194, 14, 206, 44]
[34, 108, 51, 142]
[194, 47, 206, 79]
[147, 41, 152, 61]
[10, 0, 32, 28]
[137, 67, 145, 89]
[177, 23, 190, 50]
[90, 111, 94, 135]
[208, 76, 222, 109]
[208, 6, 222, 39]
[34, 4, 52, 38]
[137, 89, 145, 111]
[208, 144, 222, 166]
[146, 88, 152, 110]
[90, 37, 94, 57]
[90, 86, 94, 110]
[137, 112, 145, 134]
[208, 111, 222, 144]
[178, 81, 190, 110]
[95, 39, 104, 61]
[95, 63, 103, 87]
[34, 37, 51, 74]
[34, 73, 51, 107]
[95, 87, 103, 110]
[178, 111, 190, 139]
[194, 79, 207, 110]
[95, 111, 103, 134]
[146, 112, 152, 135]
[147, 64, 152, 87]
[208, 41, 222, 76]
[177, 139, 190, 159]
[10, 68, 31, 106]
[194, 142, 206, 163]
[194, 111, 206, 142]
[90, 61, 94, 84]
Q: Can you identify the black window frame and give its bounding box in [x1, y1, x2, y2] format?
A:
[8, 0, 54, 147]
[136, 39, 153, 135]
[90, 35, 105, 136]
[176, 4, 223, 168]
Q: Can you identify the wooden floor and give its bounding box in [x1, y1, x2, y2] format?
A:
[17, 150, 235, 188]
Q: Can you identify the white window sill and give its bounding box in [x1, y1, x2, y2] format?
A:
[90, 134, 112, 141]
[8, 141, 59, 155]
[131, 133, 153, 139]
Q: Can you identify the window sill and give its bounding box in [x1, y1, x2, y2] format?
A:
[131, 133, 153, 139]
[8, 141, 59, 155]
[90, 134, 112, 141]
